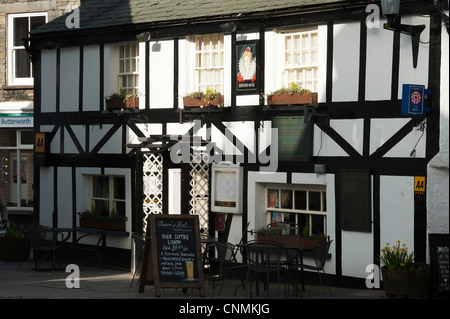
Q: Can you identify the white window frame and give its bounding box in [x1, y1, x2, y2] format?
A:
[7, 12, 48, 86]
[0, 129, 34, 211]
[117, 42, 139, 95]
[90, 175, 126, 217]
[265, 184, 327, 237]
[193, 33, 224, 94]
[281, 28, 319, 92]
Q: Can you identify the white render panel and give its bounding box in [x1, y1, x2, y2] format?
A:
[83, 45, 101, 111]
[397, 16, 430, 99]
[318, 24, 328, 103]
[57, 167, 73, 228]
[150, 40, 174, 108]
[41, 49, 57, 113]
[380, 176, 415, 257]
[370, 118, 426, 158]
[365, 19, 394, 101]
[332, 22, 360, 102]
[64, 125, 85, 154]
[331, 119, 364, 155]
[39, 167, 54, 226]
[60, 47, 80, 112]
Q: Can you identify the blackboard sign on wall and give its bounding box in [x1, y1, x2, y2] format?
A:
[138, 214, 204, 297]
[340, 170, 372, 232]
[429, 233, 449, 298]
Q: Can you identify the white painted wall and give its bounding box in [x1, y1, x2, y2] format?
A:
[39, 167, 54, 226]
[41, 49, 57, 113]
[426, 24, 449, 244]
[380, 176, 415, 253]
[150, 40, 174, 108]
[332, 22, 360, 102]
[60, 47, 80, 112]
[83, 45, 101, 111]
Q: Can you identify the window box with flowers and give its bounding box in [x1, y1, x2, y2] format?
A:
[105, 90, 139, 111]
[379, 240, 430, 299]
[267, 82, 317, 107]
[79, 206, 126, 232]
[183, 89, 224, 108]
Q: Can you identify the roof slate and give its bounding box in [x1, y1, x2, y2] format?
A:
[32, 0, 372, 35]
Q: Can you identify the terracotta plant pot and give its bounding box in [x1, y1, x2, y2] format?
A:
[79, 215, 126, 232]
[381, 263, 430, 299]
[267, 92, 318, 106]
[183, 95, 224, 108]
[105, 97, 139, 111]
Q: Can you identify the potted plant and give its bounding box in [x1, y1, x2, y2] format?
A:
[0, 222, 29, 261]
[266, 82, 318, 106]
[105, 89, 139, 111]
[79, 205, 126, 232]
[183, 88, 224, 108]
[379, 240, 430, 298]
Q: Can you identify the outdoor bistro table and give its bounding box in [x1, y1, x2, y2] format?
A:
[56, 227, 129, 267]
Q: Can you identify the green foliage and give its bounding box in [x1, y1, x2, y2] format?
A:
[270, 82, 311, 95]
[4, 222, 25, 239]
[108, 89, 138, 101]
[185, 88, 222, 99]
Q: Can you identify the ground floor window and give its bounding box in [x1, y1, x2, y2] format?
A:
[265, 185, 326, 237]
[0, 129, 34, 210]
[91, 176, 125, 217]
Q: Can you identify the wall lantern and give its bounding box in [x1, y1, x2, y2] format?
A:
[136, 31, 151, 42]
[380, 0, 425, 68]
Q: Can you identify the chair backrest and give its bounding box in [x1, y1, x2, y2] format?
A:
[29, 226, 59, 250]
[312, 240, 333, 269]
[245, 240, 287, 267]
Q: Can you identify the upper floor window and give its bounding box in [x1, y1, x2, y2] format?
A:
[8, 12, 47, 86]
[282, 28, 318, 92]
[194, 34, 224, 94]
[118, 43, 139, 95]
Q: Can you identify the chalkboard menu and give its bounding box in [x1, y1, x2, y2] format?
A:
[138, 214, 204, 296]
[340, 170, 372, 232]
[429, 233, 449, 298]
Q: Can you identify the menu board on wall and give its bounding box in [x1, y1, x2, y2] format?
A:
[138, 214, 204, 296]
[429, 233, 449, 298]
[340, 170, 372, 232]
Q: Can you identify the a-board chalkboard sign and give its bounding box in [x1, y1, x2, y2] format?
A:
[340, 170, 372, 232]
[429, 233, 449, 298]
[138, 214, 204, 297]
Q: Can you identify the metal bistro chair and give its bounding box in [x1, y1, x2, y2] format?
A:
[27, 226, 66, 272]
[203, 240, 241, 297]
[244, 240, 289, 298]
[300, 239, 333, 298]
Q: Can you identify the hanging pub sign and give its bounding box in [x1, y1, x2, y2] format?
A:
[235, 40, 260, 94]
[401, 84, 431, 115]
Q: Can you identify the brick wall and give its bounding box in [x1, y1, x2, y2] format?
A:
[0, 0, 82, 103]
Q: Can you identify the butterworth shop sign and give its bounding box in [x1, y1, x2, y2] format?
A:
[0, 114, 33, 128]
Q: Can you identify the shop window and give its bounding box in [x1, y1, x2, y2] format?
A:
[7, 12, 47, 86]
[0, 130, 34, 210]
[265, 185, 326, 237]
[118, 43, 139, 95]
[282, 28, 318, 92]
[91, 176, 125, 217]
[193, 34, 224, 93]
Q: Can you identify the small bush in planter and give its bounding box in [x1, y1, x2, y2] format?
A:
[267, 82, 317, 106]
[0, 222, 29, 261]
[79, 205, 126, 231]
[183, 88, 224, 108]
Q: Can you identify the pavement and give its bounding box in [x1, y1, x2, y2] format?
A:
[0, 260, 386, 301]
